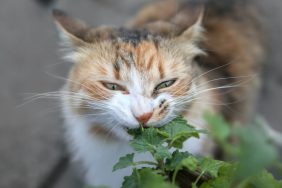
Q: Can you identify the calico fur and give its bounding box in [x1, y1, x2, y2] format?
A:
[53, 0, 264, 187]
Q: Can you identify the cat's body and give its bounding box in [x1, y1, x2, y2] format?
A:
[53, 0, 264, 187]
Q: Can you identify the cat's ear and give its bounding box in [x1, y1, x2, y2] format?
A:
[53, 9, 89, 48]
[173, 7, 205, 59]
[177, 7, 204, 43]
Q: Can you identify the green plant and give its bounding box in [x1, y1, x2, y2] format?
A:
[112, 114, 282, 188]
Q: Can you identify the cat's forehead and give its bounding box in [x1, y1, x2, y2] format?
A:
[114, 28, 156, 47]
[115, 39, 160, 65]
[112, 39, 166, 81]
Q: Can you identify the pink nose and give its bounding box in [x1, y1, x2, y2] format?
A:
[136, 112, 153, 124]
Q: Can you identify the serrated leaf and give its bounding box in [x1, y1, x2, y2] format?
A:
[199, 164, 235, 188]
[113, 153, 134, 172]
[160, 117, 197, 138]
[122, 168, 177, 188]
[165, 150, 190, 171]
[181, 156, 198, 171]
[170, 132, 199, 148]
[159, 116, 199, 148]
[122, 168, 140, 188]
[139, 168, 177, 188]
[130, 138, 153, 153]
[130, 128, 164, 153]
[198, 157, 225, 178]
[153, 145, 172, 161]
[143, 128, 164, 145]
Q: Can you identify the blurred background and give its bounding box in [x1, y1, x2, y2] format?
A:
[0, 0, 281, 187]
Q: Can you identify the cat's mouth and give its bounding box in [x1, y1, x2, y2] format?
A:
[127, 123, 159, 130]
[121, 124, 149, 131]
[122, 126, 129, 131]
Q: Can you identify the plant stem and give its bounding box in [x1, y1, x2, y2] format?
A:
[140, 123, 144, 132]
[157, 159, 166, 174]
[172, 166, 181, 185]
[192, 170, 205, 188]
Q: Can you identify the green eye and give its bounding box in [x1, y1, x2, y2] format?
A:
[103, 83, 125, 91]
[155, 79, 177, 90]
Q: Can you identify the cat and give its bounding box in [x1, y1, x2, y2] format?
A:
[53, 0, 264, 187]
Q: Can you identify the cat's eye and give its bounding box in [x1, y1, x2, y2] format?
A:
[102, 82, 126, 91]
[155, 79, 177, 91]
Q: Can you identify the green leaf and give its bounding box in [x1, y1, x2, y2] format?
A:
[122, 168, 140, 188]
[198, 157, 226, 178]
[200, 176, 231, 188]
[234, 124, 278, 180]
[165, 150, 190, 171]
[153, 145, 172, 161]
[130, 138, 153, 153]
[204, 113, 279, 181]
[202, 167, 282, 188]
[160, 117, 197, 138]
[181, 156, 198, 171]
[240, 170, 282, 188]
[199, 164, 235, 188]
[204, 113, 231, 142]
[122, 168, 177, 188]
[143, 128, 164, 145]
[170, 132, 198, 149]
[130, 128, 164, 153]
[113, 153, 135, 172]
[138, 168, 177, 188]
[168, 151, 200, 185]
[159, 117, 199, 148]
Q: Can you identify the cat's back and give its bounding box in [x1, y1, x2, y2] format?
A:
[128, 0, 264, 66]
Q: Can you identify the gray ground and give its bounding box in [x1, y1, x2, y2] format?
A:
[0, 0, 281, 188]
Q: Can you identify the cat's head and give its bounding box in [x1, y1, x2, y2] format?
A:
[54, 9, 204, 136]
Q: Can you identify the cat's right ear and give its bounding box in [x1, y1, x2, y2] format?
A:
[53, 9, 89, 48]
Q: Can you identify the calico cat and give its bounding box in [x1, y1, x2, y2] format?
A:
[53, 0, 264, 187]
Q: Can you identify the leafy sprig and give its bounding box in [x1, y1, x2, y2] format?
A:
[109, 115, 282, 188]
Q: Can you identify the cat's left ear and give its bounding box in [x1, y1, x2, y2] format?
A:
[177, 7, 204, 43]
[53, 9, 89, 48]
[53, 10, 115, 50]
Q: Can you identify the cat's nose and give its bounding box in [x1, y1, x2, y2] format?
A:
[135, 112, 153, 124]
